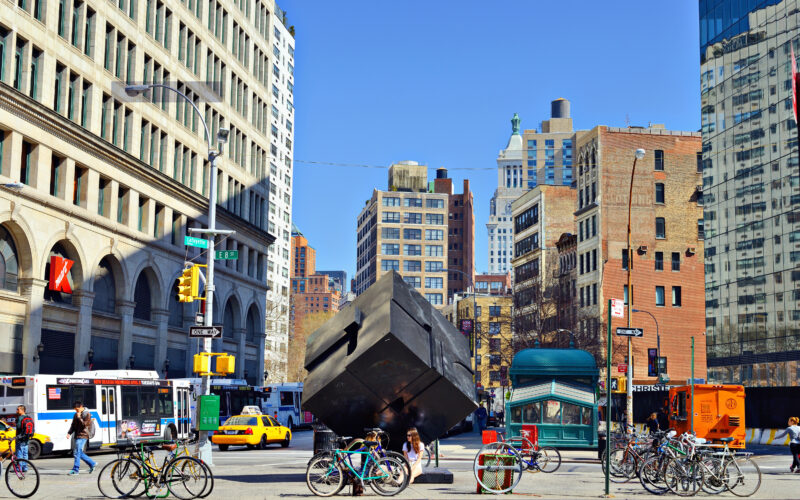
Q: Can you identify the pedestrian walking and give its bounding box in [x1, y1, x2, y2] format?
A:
[774, 416, 800, 473]
[66, 401, 96, 475]
[402, 428, 424, 484]
[646, 412, 660, 434]
[475, 403, 488, 435]
[14, 405, 34, 472]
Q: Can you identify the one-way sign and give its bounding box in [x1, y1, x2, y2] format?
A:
[616, 327, 644, 337]
[189, 325, 223, 338]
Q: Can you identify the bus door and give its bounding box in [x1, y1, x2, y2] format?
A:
[293, 391, 300, 425]
[99, 386, 117, 445]
[177, 387, 190, 438]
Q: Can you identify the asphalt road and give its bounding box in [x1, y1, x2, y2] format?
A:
[12, 429, 800, 499]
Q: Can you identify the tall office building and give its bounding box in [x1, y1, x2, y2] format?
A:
[433, 168, 474, 301]
[355, 162, 449, 305]
[0, 0, 289, 382]
[291, 227, 316, 292]
[700, 0, 800, 386]
[316, 270, 347, 293]
[487, 100, 575, 274]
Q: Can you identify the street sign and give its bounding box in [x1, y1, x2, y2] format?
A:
[616, 327, 643, 337]
[618, 364, 627, 373]
[611, 299, 625, 318]
[189, 325, 223, 338]
[184, 236, 209, 248]
[215, 250, 239, 260]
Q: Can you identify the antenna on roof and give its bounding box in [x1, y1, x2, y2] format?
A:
[625, 114, 630, 127]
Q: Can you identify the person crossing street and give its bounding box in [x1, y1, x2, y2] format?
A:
[14, 405, 34, 473]
[66, 401, 96, 475]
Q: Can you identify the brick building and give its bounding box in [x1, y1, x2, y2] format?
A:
[454, 294, 513, 390]
[433, 168, 474, 302]
[511, 185, 576, 347]
[290, 229, 339, 337]
[573, 125, 706, 384]
[474, 273, 511, 296]
[291, 226, 316, 291]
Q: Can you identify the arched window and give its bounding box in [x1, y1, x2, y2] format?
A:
[0, 225, 19, 292]
[246, 306, 259, 343]
[93, 257, 117, 314]
[223, 300, 235, 339]
[133, 273, 152, 321]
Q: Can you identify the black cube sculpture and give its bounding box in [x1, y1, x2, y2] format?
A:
[302, 271, 477, 447]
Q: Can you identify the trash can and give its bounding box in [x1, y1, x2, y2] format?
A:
[313, 423, 337, 455]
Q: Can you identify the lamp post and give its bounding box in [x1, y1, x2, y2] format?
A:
[632, 308, 660, 378]
[126, 83, 233, 465]
[626, 147, 647, 433]
[555, 328, 575, 348]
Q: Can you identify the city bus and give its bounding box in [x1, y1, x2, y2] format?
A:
[0, 371, 192, 454]
[262, 382, 311, 429]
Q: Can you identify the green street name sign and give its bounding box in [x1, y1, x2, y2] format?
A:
[184, 236, 209, 249]
[215, 250, 239, 260]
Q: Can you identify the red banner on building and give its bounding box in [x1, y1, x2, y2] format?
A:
[48, 255, 74, 293]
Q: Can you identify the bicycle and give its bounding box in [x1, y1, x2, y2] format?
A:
[165, 440, 214, 499]
[602, 431, 660, 482]
[0, 436, 39, 498]
[306, 438, 409, 497]
[473, 432, 562, 494]
[97, 440, 208, 499]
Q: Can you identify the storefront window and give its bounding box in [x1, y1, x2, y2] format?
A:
[562, 402, 581, 425]
[511, 406, 522, 423]
[522, 402, 540, 423]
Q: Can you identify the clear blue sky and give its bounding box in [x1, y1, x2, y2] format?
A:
[281, 0, 701, 286]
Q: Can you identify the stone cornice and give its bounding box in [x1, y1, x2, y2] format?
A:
[0, 83, 275, 248]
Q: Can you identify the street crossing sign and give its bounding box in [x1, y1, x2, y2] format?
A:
[616, 327, 644, 337]
[611, 299, 625, 318]
[184, 236, 209, 248]
[214, 250, 239, 260]
[189, 325, 223, 338]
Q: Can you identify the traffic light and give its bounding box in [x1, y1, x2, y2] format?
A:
[611, 377, 627, 394]
[177, 266, 200, 303]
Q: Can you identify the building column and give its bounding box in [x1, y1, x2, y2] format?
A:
[234, 327, 247, 378]
[72, 289, 95, 371]
[117, 300, 136, 368]
[152, 308, 170, 377]
[19, 278, 47, 375]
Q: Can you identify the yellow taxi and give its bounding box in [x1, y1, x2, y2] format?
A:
[211, 409, 292, 451]
[0, 419, 53, 459]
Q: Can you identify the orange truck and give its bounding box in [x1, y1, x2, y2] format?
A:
[668, 384, 746, 449]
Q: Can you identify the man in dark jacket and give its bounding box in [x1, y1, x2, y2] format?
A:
[15, 406, 33, 472]
[66, 401, 95, 475]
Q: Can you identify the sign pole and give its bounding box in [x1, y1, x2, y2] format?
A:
[690, 336, 695, 434]
[605, 299, 612, 497]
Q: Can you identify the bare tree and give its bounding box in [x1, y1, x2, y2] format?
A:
[286, 310, 335, 382]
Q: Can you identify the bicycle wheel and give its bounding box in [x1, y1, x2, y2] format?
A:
[423, 445, 432, 468]
[4, 459, 39, 498]
[664, 457, 701, 497]
[99, 458, 143, 499]
[639, 454, 668, 495]
[605, 448, 636, 482]
[306, 454, 344, 497]
[368, 455, 409, 496]
[724, 457, 761, 497]
[534, 446, 561, 473]
[700, 457, 727, 495]
[473, 442, 524, 494]
[166, 456, 208, 500]
[195, 459, 214, 498]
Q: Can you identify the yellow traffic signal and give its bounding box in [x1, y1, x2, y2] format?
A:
[177, 266, 200, 303]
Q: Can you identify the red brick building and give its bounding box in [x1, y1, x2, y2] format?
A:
[290, 228, 339, 336]
[474, 273, 512, 296]
[433, 168, 474, 302]
[573, 126, 706, 384]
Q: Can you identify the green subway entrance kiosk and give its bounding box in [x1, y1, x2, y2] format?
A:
[505, 348, 598, 448]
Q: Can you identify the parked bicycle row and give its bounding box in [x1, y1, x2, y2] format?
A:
[603, 429, 761, 497]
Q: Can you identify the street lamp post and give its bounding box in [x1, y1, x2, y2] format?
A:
[626, 148, 647, 433]
[632, 308, 660, 378]
[555, 328, 575, 348]
[126, 84, 232, 465]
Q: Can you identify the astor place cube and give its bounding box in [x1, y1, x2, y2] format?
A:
[302, 271, 477, 446]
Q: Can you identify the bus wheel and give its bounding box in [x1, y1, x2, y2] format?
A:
[27, 440, 41, 460]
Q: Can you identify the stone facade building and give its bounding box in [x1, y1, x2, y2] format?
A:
[0, 0, 290, 382]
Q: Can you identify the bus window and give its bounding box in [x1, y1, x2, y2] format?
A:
[109, 390, 115, 415]
[46, 385, 73, 410]
[73, 386, 96, 408]
[279, 391, 293, 406]
[5, 387, 23, 397]
[121, 387, 140, 419]
[158, 389, 172, 417]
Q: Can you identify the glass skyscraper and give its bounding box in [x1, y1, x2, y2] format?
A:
[700, 0, 800, 386]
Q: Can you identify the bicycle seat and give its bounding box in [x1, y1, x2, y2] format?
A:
[719, 437, 734, 443]
[161, 444, 178, 452]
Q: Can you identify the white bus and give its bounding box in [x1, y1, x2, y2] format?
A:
[262, 382, 311, 429]
[177, 378, 266, 428]
[0, 371, 192, 455]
